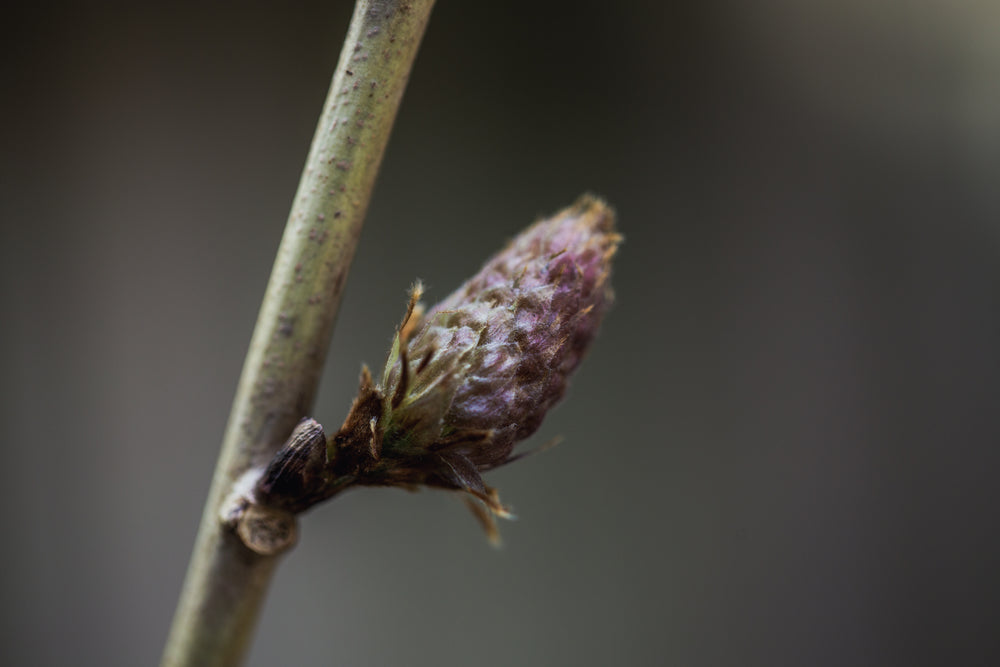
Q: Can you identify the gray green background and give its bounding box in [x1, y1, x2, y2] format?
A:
[2, 2, 999, 666]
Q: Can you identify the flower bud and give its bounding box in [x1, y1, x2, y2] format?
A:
[328, 195, 621, 535]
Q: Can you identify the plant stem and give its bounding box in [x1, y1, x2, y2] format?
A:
[161, 2, 435, 665]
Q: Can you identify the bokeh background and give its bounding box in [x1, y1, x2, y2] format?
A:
[3, 2, 999, 665]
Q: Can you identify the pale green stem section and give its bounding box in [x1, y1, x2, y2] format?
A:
[161, 2, 435, 666]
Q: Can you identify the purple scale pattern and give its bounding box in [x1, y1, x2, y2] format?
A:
[382, 195, 620, 471]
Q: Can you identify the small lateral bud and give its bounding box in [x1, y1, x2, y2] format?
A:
[256, 418, 328, 513]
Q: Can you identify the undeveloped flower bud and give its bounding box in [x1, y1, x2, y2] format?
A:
[327, 195, 621, 537]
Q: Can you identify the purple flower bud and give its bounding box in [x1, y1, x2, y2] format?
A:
[326, 195, 620, 534]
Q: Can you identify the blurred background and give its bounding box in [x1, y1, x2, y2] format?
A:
[2, 1, 999, 665]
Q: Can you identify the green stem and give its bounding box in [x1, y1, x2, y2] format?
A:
[160, 2, 435, 665]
